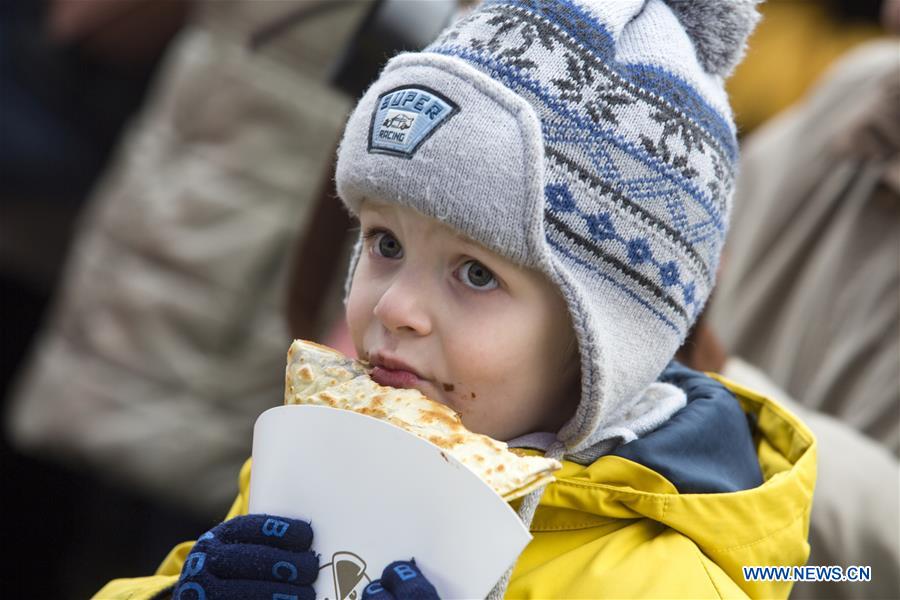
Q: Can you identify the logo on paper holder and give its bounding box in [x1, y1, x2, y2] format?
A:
[320, 551, 371, 600]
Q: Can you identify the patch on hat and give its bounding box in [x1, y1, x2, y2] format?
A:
[368, 86, 458, 159]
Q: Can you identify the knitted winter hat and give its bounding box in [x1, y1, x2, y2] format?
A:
[335, 0, 760, 458]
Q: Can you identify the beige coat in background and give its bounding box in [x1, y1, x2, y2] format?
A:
[709, 40, 900, 600]
[710, 40, 899, 454]
[6, 0, 370, 517]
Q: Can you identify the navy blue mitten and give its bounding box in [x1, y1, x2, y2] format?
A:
[173, 514, 319, 600]
[361, 560, 440, 600]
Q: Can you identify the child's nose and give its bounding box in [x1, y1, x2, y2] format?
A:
[372, 276, 433, 336]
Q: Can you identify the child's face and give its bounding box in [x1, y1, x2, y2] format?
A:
[347, 200, 580, 441]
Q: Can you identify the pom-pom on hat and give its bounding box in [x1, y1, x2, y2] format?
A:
[336, 0, 760, 458]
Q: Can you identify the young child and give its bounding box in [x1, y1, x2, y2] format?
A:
[96, 0, 816, 598]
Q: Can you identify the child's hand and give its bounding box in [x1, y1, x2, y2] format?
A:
[362, 560, 440, 600]
[174, 514, 318, 600]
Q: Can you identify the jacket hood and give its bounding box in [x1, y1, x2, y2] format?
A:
[523, 365, 817, 598]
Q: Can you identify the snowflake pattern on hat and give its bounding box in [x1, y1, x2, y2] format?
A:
[428, 0, 737, 333]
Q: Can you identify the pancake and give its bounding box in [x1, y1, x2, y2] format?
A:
[284, 340, 561, 502]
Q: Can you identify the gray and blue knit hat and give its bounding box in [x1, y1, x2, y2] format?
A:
[336, 0, 760, 458]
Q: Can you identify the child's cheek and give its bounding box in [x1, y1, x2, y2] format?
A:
[345, 277, 373, 357]
[443, 384, 480, 407]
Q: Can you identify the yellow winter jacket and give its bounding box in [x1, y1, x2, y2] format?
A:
[95, 372, 815, 599]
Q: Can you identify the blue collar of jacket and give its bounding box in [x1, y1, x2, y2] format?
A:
[611, 361, 764, 494]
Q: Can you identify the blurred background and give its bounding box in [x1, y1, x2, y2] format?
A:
[1, 0, 897, 598]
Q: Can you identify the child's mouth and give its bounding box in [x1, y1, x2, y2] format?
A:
[370, 365, 422, 389]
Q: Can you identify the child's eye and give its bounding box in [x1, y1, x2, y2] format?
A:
[366, 230, 404, 259]
[458, 260, 498, 290]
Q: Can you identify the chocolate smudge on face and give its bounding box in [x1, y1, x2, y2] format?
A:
[442, 383, 455, 392]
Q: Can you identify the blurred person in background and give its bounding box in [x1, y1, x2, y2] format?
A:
[1, 0, 186, 596]
[2, 1, 459, 597]
[681, 1, 899, 598]
[0, 0, 183, 395]
[710, 37, 900, 455]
